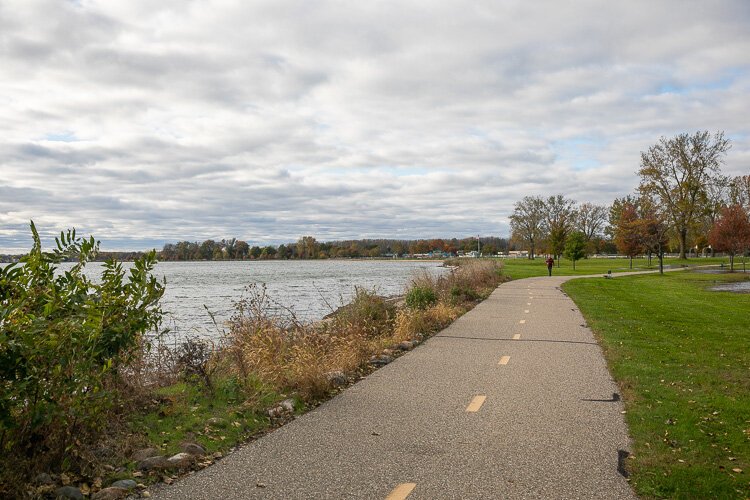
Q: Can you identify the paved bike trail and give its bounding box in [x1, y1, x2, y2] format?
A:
[152, 274, 636, 499]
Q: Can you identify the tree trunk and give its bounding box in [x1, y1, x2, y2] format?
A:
[730, 254, 734, 272]
[679, 227, 688, 259]
[629, 256, 632, 269]
[658, 244, 664, 275]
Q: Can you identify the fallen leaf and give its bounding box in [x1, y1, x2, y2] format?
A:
[60, 474, 71, 486]
[732, 468, 743, 473]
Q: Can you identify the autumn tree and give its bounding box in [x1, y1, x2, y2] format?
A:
[709, 204, 750, 272]
[199, 239, 217, 260]
[296, 236, 319, 259]
[614, 202, 641, 269]
[542, 194, 577, 265]
[638, 130, 731, 259]
[576, 202, 608, 242]
[234, 240, 249, 259]
[729, 175, 750, 213]
[637, 201, 671, 274]
[509, 196, 545, 259]
[607, 196, 639, 239]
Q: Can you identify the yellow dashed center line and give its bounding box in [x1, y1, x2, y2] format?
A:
[519, 319, 526, 324]
[498, 355, 510, 365]
[466, 395, 487, 412]
[386, 483, 417, 500]
[513, 334, 521, 340]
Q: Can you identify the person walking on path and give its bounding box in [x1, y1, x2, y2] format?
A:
[546, 256, 554, 276]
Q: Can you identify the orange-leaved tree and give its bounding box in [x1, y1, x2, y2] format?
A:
[708, 204, 750, 272]
[614, 202, 641, 269]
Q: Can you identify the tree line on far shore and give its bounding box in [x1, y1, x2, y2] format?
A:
[509, 131, 750, 271]
[158, 236, 511, 261]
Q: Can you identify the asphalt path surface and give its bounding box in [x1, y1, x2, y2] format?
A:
[152, 274, 638, 499]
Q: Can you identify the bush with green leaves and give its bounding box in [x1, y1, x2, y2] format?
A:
[0, 222, 163, 477]
[405, 286, 438, 310]
[449, 285, 481, 303]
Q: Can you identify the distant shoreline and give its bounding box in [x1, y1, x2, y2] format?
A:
[0, 256, 450, 264]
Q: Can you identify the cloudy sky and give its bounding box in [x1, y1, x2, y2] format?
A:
[1, 0, 749, 251]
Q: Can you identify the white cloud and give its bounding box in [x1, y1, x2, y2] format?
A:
[1, 0, 749, 251]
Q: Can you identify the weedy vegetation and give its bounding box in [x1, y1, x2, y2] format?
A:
[0, 224, 506, 498]
[0, 223, 164, 497]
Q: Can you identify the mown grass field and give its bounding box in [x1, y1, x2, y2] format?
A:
[500, 256, 733, 280]
[562, 270, 750, 499]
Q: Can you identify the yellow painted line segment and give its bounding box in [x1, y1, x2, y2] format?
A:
[386, 483, 416, 500]
[498, 355, 510, 365]
[466, 395, 487, 412]
[513, 334, 521, 340]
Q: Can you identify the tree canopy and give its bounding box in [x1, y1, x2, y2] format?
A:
[638, 130, 731, 259]
[509, 196, 545, 259]
[708, 204, 750, 271]
[563, 231, 587, 269]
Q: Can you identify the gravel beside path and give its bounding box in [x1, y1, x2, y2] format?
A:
[152, 274, 637, 499]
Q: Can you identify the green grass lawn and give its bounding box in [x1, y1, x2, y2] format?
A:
[124, 375, 287, 485]
[499, 256, 732, 280]
[562, 271, 750, 499]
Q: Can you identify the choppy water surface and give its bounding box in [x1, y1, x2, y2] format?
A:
[62, 260, 447, 337]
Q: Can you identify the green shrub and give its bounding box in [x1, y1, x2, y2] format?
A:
[450, 285, 481, 303]
[405, 286, 438, 310]
[0, 222, 163, 484]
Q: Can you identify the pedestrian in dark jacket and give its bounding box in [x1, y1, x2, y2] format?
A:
[546, 257, 554, 276]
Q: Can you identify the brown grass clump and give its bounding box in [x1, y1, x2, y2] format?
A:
[446, 259, 506, 299]
[221, 261, 506, 404]
[222, 285, 395, 400]
[393, 302, 461, 342]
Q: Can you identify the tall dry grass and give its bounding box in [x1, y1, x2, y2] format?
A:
[219, 260, 506, 404]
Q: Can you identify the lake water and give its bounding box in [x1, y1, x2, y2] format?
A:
[55, 260, 448, 338]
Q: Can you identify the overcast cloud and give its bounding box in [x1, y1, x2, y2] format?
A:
[1, 0, 749, 251]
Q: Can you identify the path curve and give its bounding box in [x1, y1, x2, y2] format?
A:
[152, 273, 644, 499]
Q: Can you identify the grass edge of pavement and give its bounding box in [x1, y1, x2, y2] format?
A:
[561, 270, 750, 499]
